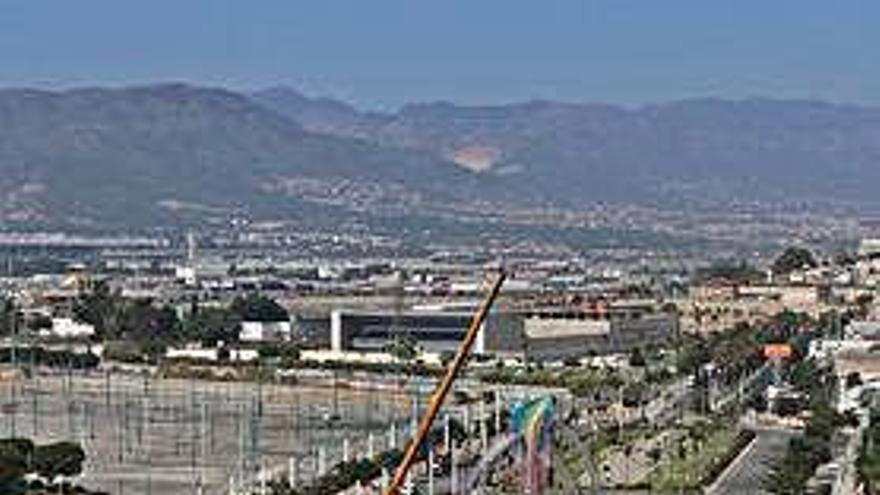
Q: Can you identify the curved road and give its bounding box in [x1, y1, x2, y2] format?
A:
[707, 427, 795, 495]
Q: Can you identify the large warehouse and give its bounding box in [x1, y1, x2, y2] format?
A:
[522, 313, 678, 361]
[329, 309, 523, 355]
[326, 306, 676, 361]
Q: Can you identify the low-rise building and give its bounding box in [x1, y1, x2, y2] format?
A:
[329, 309, 518, 355]
[166, 346, 218, 361]
[239, 321, 292, 343]
[523, 313, 677, 361]
[326, 304, 676, 363]
[44, 317, 95, 339]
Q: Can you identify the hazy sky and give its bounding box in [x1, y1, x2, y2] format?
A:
[0, 0, 875, 109]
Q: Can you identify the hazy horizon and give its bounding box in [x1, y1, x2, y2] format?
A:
[0, 0, 875, 110]
[2, 80, 880, 114]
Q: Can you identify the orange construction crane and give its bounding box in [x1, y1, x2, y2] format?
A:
[383, 270, 507, 495]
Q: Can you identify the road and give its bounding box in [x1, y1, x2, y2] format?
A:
[707, 427, 795, 495]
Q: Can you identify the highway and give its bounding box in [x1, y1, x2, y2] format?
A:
[707, 426, 796, 495]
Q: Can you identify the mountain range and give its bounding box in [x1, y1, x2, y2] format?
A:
[0, 84, 479, 230]
[252, 87, 880, 210]
[2, 82, 880, 239]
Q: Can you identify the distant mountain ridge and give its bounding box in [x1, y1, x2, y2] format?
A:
[253, 87, 880, 209]
[2, 82, 880, 234]
[0, 83, 479, 228]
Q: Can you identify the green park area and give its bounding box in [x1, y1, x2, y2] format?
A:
[647, 418, 752, 492]
[858, 413, 880, 492]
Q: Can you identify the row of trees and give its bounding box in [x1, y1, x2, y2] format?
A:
[679, 309, 815, 389]
[0, 347, 100, 369]
[771, 246, 818, 277]
[764, 346, 854, 493]
[858, 413, 880, 492]
[764, 400, 850, 493]
[0, 297, 12, 336]
[0, 439, 86, 492]
[695, 246, 818, 285]
[72, 281, 289, 352]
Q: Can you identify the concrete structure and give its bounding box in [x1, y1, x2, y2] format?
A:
[293, 314, 332, 349]
[166, 346, 219, 361]
[239, 321, 292, 343]
[845, 321, 880, 340]
[737, 285, 820, 308]
[332, 310, 482, 354]
[299, 349, 444, 366]
[856, 238, 880, 287]
[859, 238, 880, 258]
[45, 317, 95, 339]
[165, 346, 259, 363]
[229, 349, 259, 362]
[523, 313, 677, 361]
[173, 265, 196, 286]
[325, 306, 675, 362]
[684, 282, 831, 333]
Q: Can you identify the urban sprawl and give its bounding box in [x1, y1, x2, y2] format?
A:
[3, 233, 880, 494]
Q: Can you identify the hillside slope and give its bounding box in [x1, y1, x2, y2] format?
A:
[0, 84, 478, 228]
[254, 88, 880, 209]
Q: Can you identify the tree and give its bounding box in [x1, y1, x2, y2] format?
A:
[622, 381, 650, 407]
[687, 420, 712, 450]
[695, 261, 763, 284]
[385, 335, 418, 362]
[677, 336, 711, 375]
[27, 313, 52, 332]
[628, 348, 647, 367]
[818, 310, 842, 338]
[0, 297, 16, 337]
[772, 246, 818, 277]
[185, 306, 241, 346]
[835, 251, 857, 267]
[856, 293, 875, 319]
[0, 439, 33, 487]
[846, 371, 863, 389]
[230, 293, 288, 322]
[257, 342, 300, 361]
[120, 300, 181, 347]
[563, 356, 582, 368]
[660, 302, 679, 315]
[73, 280, 124, 339]
[33, 442, 85, 481]
[0, 438, 35, 459]
[439, 350, 456, 368]
[765, 373, 844, 494]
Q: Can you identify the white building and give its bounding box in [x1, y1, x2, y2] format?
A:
[845, 321, 880, 340]
[239, 321, 292, 343]
[174, 265, 197, 286]
[166, 346, 218, 361]
[45, 318, 95, 339]
[165, 346, 259, 362]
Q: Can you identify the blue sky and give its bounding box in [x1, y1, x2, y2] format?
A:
[0, 0, 875, 109]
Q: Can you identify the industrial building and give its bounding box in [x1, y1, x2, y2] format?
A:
[523, 313, 677, 361]
[329, 309, 522, 355]
[326, 305, 676, 362]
